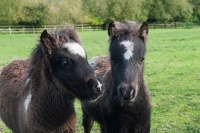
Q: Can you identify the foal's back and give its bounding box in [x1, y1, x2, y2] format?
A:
[0, 59, 30, 132]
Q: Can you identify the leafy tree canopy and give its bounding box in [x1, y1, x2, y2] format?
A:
[0, 0, 198, 25]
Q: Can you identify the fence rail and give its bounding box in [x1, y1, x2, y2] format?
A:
[0, 25, 102, 34]
[0, 22, 199, 34]
[149, 22, 200, 29]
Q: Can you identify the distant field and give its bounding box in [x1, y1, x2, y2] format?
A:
[0, 29, 200, 133]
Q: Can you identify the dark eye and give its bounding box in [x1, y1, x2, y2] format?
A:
[61, 59, 69, 68]
[62, 61, 68, 67]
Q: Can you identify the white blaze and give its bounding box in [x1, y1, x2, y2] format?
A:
[120, 40, 134, 60]
[97, 80, 102, 91]
[24, 91, 32, 112]
[63, 42, 86, 58]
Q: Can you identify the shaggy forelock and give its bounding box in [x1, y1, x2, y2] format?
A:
[30, 26, 81, 67]
[52, 27, 81, 45]
[109, 21, 145, 42]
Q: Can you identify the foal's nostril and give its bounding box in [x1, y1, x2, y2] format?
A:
[93, 85, 103, 94]
[93, 87, 100, 93]
[119, 86, 135, 102]
[87, 78, 103, 95]
[123, 95, 131, 101]
[93, 80, 103, 94]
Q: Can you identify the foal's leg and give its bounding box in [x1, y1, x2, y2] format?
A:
[100, 126, 106, 133]
[82, 109, 94, 133]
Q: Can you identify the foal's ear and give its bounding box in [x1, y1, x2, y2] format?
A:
[40, 30, 57, 55]
[138, 22, 148, 41]
[108, 21, 115, 36]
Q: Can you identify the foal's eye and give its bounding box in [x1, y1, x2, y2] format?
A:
[61, 60, 69, 68]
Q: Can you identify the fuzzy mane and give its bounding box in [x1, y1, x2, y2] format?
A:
[53, 27, 81, 44]
[30, 27, 81, 68]
[109, 21, 147, 42]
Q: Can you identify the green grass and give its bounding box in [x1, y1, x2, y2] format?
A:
[0, 29, 200, 133]
[145, 29, 200, 133]
[0, 34, 39, 66]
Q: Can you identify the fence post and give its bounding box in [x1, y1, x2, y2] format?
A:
[23, 26, 25, 34]
[9, 27, 11, 35]
[33, 26, 35, 33]
[175, 22, 177, 29]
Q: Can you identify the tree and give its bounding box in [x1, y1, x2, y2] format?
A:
[83, 0, 152, 25]
[46, 0, 89, 25]
[165, 0, 193, 22]
[148, 0, 192, 23]
[0, 0, 196, 25]
[83, 0, 106, 25]
[17, 3, 48, 26]
[189, 0, 200, 21]
[0, 0, 25, 25]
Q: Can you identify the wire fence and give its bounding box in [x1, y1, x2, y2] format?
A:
[0, 22, 199, 34]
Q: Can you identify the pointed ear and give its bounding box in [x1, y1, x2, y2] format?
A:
[138, 22, 148, 41]
[108, 21, 115, 36]
[40, 30, 57, 55]
[40, 30, 48, 39]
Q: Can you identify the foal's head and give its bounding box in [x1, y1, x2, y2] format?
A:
[108, 21, 148, 103]
[32, 27, 102, 101]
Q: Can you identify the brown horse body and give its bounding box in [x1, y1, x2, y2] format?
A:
[81, 21, 151, 133]
[0, 27, 102, 133]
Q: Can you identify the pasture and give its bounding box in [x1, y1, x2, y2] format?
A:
[0, 29, 200, 133]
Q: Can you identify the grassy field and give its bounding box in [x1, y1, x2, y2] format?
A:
[0, 29, 200, 133]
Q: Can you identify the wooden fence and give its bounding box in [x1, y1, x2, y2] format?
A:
[0, 22, 199, 34]
[149, 22, 200, 29]
[0, 24, 102, 34]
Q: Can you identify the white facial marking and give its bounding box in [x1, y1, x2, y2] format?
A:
[120, 40, 134, 60]
[63, 42, 86, 58]
[25, 78, 30, 84]
[97, 80, 102, 91]
[24, 91, 32, 112]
